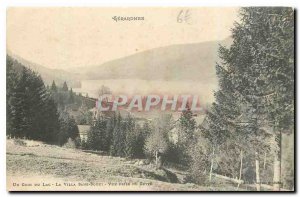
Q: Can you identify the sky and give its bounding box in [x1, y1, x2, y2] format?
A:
[7, 7, 239, 69]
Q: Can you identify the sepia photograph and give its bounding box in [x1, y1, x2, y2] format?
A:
[6, 6, 295, 191]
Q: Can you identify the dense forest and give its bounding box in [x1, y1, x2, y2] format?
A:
[6, 55, 80, 145]
[192, 7, 294, 190]
[71, 7, 295, 190]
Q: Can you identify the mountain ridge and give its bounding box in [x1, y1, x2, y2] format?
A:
[7, 51, 81, 88]
[7, 37, 232, 89]
[67, 37, 232, 84]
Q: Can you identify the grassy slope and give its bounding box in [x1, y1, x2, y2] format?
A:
[6, 139, 240, 191]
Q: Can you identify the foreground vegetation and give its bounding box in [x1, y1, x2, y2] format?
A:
[8, 139, 271, 191]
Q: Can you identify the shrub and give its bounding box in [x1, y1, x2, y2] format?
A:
[13, 138, 27, 146]
[63, 138, 76, 149]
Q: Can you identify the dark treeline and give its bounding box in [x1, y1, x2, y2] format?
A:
[6, 55, 79, 145]
[82, 109, 196, 169]
[50, 80, 95, 111]
[84, 113, 149, 158]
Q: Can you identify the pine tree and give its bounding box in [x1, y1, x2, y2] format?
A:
[42, 97, 60, 143]
[6, 56, 18, 137]
[110, 112, 123, 156]
[62, 81, 68, 91]
[6, 56, 61, 143]
[106, 112, 116, 151]
[177, 106, 196, 165]
[198, 65, 241, 181]
[58, 111, 79, 146]
[124, 114, 136, 158]
[51, 80, 57, 92]
[142, 121, 152, 136]
[178, 106, 196, 144]
[213, 7, 294, 190]
[69, 88, 74, 103]
[86, 116, 107, 150]
[133, 124, 146, 158]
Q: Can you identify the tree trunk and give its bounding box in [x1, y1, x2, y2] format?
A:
[255, 151, 261, 191]
[263, 152, 267, 170]
[157, 155, 163, 169]
[155, 151, 158, 169]
[273, 131, 281, 191]
[237, 149, 243, 189]
[209, 146, 215, 182]
[273, 158, 281, 191]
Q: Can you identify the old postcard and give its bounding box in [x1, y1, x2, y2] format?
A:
[6, 7, 294, 191]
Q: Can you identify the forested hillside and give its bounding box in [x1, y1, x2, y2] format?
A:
[7, 51, 81, 88]
[6, 55, 79, 145]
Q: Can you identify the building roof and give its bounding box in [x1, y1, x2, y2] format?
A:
[77, 125, 91, 135]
